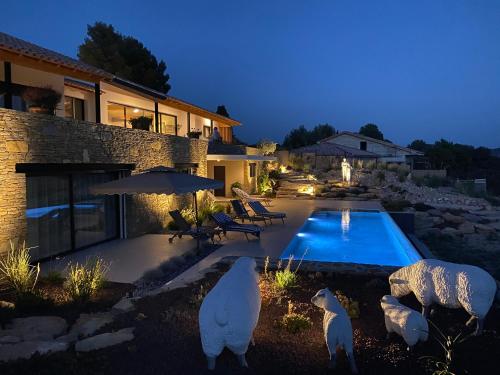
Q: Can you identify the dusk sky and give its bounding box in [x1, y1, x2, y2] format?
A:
[4, 0, 500, 147]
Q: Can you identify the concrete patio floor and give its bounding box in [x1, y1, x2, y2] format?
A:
[42, 199, 382, 285]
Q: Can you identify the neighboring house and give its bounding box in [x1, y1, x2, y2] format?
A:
[0, 32, 240, 260]
[319, 131, 423, 165]
[289, 143, 378, 170]
[207, 143, 276, 197]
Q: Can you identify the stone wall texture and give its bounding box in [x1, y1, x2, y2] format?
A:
[0, 108, 207, 258]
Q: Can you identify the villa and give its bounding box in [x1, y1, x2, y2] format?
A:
[0, 31, 252, 261]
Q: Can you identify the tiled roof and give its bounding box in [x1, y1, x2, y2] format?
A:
[320, 131, 424, 155]
[291, 143, 378, 158]
[0, 32, 112, 79]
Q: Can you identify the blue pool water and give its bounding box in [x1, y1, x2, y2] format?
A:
[280, 210, 421, 267]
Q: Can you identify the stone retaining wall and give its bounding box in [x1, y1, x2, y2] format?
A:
[0, 108, 207, 257]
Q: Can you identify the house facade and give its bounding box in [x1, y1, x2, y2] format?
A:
[320, 131, 423, 164]
[0, 32, 240, 260]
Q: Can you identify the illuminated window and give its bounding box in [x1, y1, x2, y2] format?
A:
[249, 163, 256, 178]
[64, 96, 84, 121]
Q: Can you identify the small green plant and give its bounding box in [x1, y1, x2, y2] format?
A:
[0, 241, 39, 295]
[65, 257, 109, 303]
[419, 320, 471, 375]
[257, 171, 273, 194]
[129, 116, 152, 131]
[274, 251, 307, 290]
[280, 300, 312, 333]
[334, 291, 360, 319]
[263, 256, 270, 279]
[189, 284, 208, 307]
[44, 270, 65, 285]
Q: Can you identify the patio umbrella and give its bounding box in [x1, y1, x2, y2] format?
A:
[89, 166, 223, 230]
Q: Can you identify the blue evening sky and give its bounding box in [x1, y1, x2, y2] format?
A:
[3, 0, 500, 147]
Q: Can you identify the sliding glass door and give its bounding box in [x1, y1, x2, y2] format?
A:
[26, 172, 119, 259]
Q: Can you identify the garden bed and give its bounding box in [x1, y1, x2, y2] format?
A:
[1, 261, 499, 374]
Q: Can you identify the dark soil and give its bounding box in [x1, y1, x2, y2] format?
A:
[1, 265, 499, 375]
[0, 279, 134, 326]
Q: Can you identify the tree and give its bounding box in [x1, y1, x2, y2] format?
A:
[282, 124, 336, 150]
[78, 22, 170, 93]
[216, 105, 230, 118]
[359, 123, 384, 140]
[408, 139, 431, 153]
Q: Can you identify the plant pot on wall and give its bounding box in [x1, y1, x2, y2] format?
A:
[22, 86, 62, 115]
[187, 131, 202, 139]
[129, 116, 153, 131]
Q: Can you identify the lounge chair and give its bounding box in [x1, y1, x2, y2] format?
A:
[232, 187, 272, 206]
[210, 212, 262, 241]
[230, 199, 269, 225]
[248, 201, 286, 224]
[206, 190, 231, 204]
[168, 210, 219, 243]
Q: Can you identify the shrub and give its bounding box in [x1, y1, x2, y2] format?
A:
[230, 181, 242, 197]
[0, 241, 39, 296]
[280, 300, 312, 333]
[289, 155, 305, 171]
[129, 116, 152, 131]
[335, 291, 360, 319]
[65, 257, 109, 302]
[44, 270, 65, 285]
[167, 220, 179, 230]
[268, 169, 280, 180]
[274, 252, 306, 290]
[257, 171, 273, 195]
[22, 86, 61, 113]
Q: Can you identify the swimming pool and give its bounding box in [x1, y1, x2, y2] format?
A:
[280, 210, 421, 267]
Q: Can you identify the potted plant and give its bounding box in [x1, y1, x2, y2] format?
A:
[187, 129, 202, 139]
[129, 116, 153, 131]
[22, 86, 62, 115]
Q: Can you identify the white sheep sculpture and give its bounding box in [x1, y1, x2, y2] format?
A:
[199, 257, 261, 370]
[380, 295, 428, 349]
[389, 259, 496, 335]
[311, 288, 358, 374]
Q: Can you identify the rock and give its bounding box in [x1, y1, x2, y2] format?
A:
[0, 316, 67, 341]
[0, 336, 21, 344]
[457, 222, 475, 235]
[112, 297, 135, 313]
[0, 340, 68, 362]
[75, 327, 135, 352]
[417, 228, 442, 237]
[489, 222, 500, 231]
[442, 212, 465, 224]
[0, 301, 15, 309]
[427, 209, 443, 217]
[462, 213, 483, 223]
[442, 227, 459, 236]
[61, 312, 115, 342]
[474, 223, 495, 233]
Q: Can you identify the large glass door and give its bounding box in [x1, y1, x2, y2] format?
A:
[26, 172, 119, 259]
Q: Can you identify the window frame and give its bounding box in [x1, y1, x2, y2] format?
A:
[64, 96, 85, 121]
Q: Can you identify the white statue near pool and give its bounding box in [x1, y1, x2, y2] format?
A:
[341, 158, 352, 184]
[389, 259, 497, 335]
[311, 288, 358, 374]
[199, 257, 261, 370]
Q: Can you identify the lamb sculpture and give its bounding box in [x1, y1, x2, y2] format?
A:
[199, 257, 261, 370]
[380, 295, 428, 349]
[389, 259, 496, 335]
[311, 288, 358, 374]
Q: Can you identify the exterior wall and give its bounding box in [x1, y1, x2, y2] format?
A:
[411, 169, 447, 178]
[325, 134, 412, 157]
[207, 160, 245, 197]
[0, 108, 207, 257]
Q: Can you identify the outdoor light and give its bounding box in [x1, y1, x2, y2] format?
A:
[133, 108, 140, 113]
[298, 185, 314, 195]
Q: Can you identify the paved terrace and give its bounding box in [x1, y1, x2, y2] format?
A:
[42, 199, 382, 285]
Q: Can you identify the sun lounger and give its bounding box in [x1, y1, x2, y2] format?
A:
[232, 187, 272, 206]
[248, 201, 286, 224]
[210, 212, 262, 241]
[168, 210, 219, 243]
[230, 199, 268, 225]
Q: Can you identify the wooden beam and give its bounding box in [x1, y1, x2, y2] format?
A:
[94, 83, 101, 123]
[154, 101, 159, 133]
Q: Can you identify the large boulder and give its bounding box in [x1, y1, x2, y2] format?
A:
[112, 297, 136, 313]
[0, 341, 68, 362]
[75, 327, 135, 352]
[457, 222, 475, 235]
[57, 312, 115, 343]
[474, 223, 495, 234]
[443, 212, 465, 225]
[0, 316, 67, 341]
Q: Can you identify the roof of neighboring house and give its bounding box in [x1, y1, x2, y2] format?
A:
[2, 32, 240, 126]
[320, 131, 424, 155]
[0, 32, 112, 81]
[291, 143, 378, 158]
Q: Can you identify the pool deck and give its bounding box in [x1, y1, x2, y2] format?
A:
[42, 199, 383, 286]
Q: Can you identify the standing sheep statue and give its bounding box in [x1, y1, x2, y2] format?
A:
[199, 257, 261, 370]
[380, 295, 428, 349]
[311, 288, 358, 374]
[389, 259, 496, 335]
